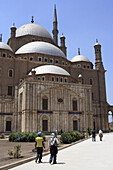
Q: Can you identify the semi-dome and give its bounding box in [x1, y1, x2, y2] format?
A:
[29, 65, 70, 76]
[71, 55, 90, 62]
[16, 23, 52, 39]
[15, 41, 66, 58]
[0, 42, 13, 52]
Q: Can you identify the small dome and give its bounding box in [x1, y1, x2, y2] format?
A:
[71, 55, 90, 62]
[16, 23, 52, 39]
[94, 42, 101, 46]
[60, 34, 65, 38]
[29, 65, 70, 76]
[0, 42, 13, 52]
[15, 41, 66, 58]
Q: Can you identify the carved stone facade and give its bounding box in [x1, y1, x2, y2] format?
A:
[15, 78, 93, 132]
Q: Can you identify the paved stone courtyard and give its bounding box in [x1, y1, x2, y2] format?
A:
[10, 133, 113, 170]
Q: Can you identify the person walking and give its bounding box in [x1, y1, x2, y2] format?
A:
[35, 132, 45, 163]
[49, 133, 58, 164]
[99, 129, 103, 141]
[92, 129, 96, 141]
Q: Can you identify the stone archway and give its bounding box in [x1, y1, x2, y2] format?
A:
[107, 106, 113, 131]
[108, 111, 113, 123]
[107, 105, 113, 122]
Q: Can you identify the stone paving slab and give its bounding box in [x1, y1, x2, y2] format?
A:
[9, 133, 113, 170]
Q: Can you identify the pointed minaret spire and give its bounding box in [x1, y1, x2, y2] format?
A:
[78, 48, 80, 55]
[31, 16, 34, 23]
[0, 34, 2, 42]
[54, 4, 57, 22]
[52, 5, 59, 45]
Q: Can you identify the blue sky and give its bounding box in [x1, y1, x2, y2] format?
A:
[0, 0, 113, 109]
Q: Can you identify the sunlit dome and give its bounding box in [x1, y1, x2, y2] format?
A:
[0, 42, 13, 52]
[71, 55, 90, 62]
[16, 23, 52, 39]
[15, 41, 66, 58]
[29, 65, 70, 76]
[94, 42, 101, 46]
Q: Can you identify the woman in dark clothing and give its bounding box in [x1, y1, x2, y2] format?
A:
[49, 133, 58, 164]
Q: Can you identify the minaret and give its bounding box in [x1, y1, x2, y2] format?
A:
[94, 39, 107, 131]
[10, 23, 16, 38]
[60, 34, 67, 56]
[94, 39, 104, 70]
[52, 5, 59, 45]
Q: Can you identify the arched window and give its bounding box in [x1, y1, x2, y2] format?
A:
[90, 79, 93, 85]
[42, 97, 48, 110]
[73, 100, 77, 111]
[8, 86, 13, 96]
[30, 57, 33, 61]
[64, 78, 67, 82]
[8, 69, 13, 77]
[3, 53, 6, 57]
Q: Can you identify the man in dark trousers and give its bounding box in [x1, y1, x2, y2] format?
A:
[92, 130, 96, 141]
[35, 132, 45, 163]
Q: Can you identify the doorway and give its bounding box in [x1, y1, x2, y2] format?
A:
[6, 121, 11, 131]
[73, 120, 78, 131]
[42, 120, 48, 131]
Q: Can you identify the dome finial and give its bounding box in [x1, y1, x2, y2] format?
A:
[0, 34, 2, 42]
[78, 48, 80, 55]
[96, 39, 98, 43]
[31, 16, 34, 23]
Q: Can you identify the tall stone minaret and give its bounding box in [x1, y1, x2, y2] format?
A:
[52, 5, 59, 45]
[94, 39, 104, 70]
[94, 39, 107, 131]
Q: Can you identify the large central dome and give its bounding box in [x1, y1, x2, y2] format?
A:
[16, 23, 52, 39]
[15, 41, 66, 58]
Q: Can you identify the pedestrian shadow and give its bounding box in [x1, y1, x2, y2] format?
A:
[35, 161, 65, 164]
[38, 162, 49, 164]
[56, 162, 65, 165]
[51, 162, 65, 165]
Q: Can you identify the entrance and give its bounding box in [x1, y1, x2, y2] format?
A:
[6, 121, 11, 131]
[108, 111, 113, 123]
[73, 120, 78, 131]
[42, 120, 48, 131]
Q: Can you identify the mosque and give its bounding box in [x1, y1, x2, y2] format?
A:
[0, 6, 112, 133]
